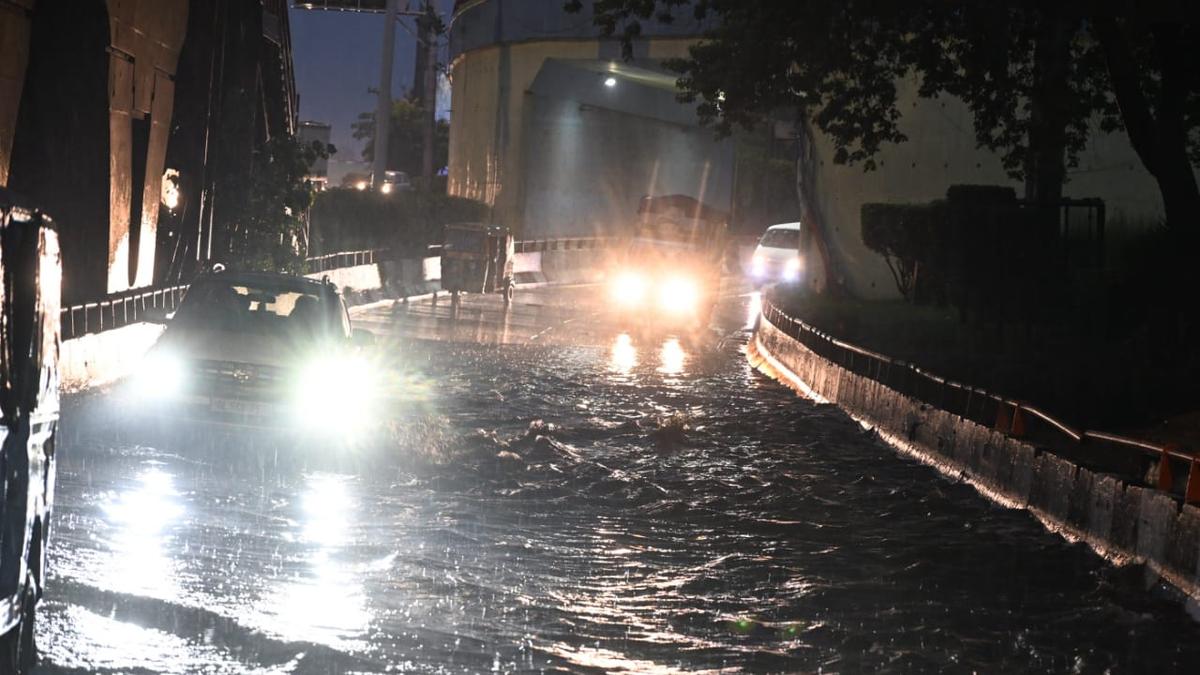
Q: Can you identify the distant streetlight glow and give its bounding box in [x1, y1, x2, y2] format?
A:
[604, 76, 617, 88]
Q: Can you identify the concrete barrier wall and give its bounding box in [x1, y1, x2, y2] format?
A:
[61, 323, 166, 391]
[750, 314, 1200, 600]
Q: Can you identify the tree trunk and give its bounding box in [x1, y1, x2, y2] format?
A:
[795, 118, 846, 296]
[1025, 6, 1073, 209]
[1094, 15, 1200, 234]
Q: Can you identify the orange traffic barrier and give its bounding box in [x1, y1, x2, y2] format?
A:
[1010, 404, 1027, 438]
[1186, 460, 1200, 506]
[1158, 444, 1179, 492]
[995, 403, 1012, 434]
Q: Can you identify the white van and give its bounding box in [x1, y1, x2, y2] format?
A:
[749, 222, 803, 287]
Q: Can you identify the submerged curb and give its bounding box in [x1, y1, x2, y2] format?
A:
[749, 306, 1200, 601]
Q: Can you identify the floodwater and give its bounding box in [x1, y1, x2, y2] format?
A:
[36, 285, 1200, 673]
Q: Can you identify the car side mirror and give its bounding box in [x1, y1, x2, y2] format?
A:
[142, 307, 173, 324]
[350, 328, 375, 347]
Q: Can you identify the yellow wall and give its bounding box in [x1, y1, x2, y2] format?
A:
[449, 37, 695, 234]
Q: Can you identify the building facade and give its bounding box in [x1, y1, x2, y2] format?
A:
[0, 0, 297, 302]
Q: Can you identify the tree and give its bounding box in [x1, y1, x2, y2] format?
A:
[219, 135, 333, 273]
[569, 1, 1199, 230]
[352, 99, 450, 181]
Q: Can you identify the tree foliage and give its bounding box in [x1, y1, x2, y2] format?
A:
[220, 135, 333, 273]
[570, 0, 1199, 225]
[352, 99, 450, 179]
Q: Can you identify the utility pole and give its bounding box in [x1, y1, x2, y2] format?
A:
[418, 3, 437, 185]
[372, 0, 399, 190]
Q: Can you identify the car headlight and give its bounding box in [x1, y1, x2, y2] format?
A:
[659, 276, 699, 314]
[784, 256, 803, 281]
[132, 351, 186, 397]
[611, 271, 647, 306]
[293, 354, 378, 431]
[751, 256, 766, 277]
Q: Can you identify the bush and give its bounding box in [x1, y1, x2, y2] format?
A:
[310, 188, 489, 257]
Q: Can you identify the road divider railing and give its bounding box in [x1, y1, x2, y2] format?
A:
[760, 295, 1200, 504]
[61, 284, 188, 341]
[61, 237, 619, 339]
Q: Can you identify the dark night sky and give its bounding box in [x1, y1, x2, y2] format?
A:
[288, 1, 456, 179]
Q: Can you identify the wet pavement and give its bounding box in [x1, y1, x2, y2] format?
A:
[35, 284, 1200, 673]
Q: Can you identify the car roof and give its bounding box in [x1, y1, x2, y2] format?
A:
[764, 222, 802, 232]
[194, 270, 333, 294]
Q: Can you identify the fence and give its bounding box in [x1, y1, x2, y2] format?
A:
[759, 295, 1200, 504]
[61, 237, 618, 340]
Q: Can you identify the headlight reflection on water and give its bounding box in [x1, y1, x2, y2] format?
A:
[255, 472, 371, 649]
[610, 333, 638, 374]
[100, 467, 185, 600]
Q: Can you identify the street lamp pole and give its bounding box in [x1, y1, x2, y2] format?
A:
[372, 0, 399, 189]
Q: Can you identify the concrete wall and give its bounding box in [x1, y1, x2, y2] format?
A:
[520, 91, 733, 237]
[447, 0, 701, 235]
[750, 312, 1200, 600]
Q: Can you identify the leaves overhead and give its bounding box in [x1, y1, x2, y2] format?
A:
[569, 0, 1199, 188]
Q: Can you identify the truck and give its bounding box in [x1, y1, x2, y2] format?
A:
[607, 194, 729, 333]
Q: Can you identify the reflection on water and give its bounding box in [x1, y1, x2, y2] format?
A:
[100, 466, 184, 600]
[745, 290, 762, 329]
[658, 338, 686, 375]
[257, 472, 370, 649]
[610, 333, 637, 374]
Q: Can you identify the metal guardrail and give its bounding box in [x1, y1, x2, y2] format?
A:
[61, 284, 188, 341]
[759, 296, 1200, 504]
[515, 237, 611, 253]
[304, 248, 382, 273]
[60, 237, 616, 340]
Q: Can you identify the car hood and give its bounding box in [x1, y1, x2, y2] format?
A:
[153, 325, 324, 369]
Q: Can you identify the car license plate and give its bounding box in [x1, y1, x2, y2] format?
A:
[210, 397, 269, 418]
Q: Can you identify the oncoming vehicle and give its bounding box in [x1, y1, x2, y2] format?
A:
[441, 223, 515, 305]
[129, 269, 378, 440]
[0, 189, 61, 673]
[749, 222, 804, 287]
[608, 195, 728, 331]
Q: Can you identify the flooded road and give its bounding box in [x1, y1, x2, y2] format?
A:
[37, 285, 1200, 673]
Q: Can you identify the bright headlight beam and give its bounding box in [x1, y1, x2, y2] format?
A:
[133, 351, 186, 397]
[611, 271, 647, 306]
[659, 276, 699, 314]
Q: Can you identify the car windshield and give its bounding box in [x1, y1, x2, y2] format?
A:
[173, 279, 332, 335]
[445, 227, 487, 251]
[760, 228, 800, 249]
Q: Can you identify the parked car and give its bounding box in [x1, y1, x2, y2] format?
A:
[129, 268, 378, 439]
[749, 222, 804, 287]
[0, 189, 62, 673]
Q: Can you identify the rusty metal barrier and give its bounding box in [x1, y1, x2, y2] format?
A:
[759, 296, 1200, 504]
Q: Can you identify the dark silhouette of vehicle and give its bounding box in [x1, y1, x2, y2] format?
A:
[441, 223, 515, 305]
[608, 195, 729, 332]
[0, 189, 62, 673]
